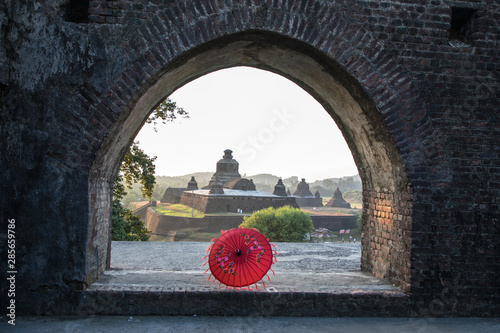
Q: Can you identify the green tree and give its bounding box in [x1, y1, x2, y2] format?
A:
[322, 178, 335, 189]
[112, 98, 188, 241]
[112, 142, 155, 241]
[146, 98, 188, 131]
[120, 141, 157, 198]
[240, 206, 314, 242]
[151, 183, 167, 201]
[112, 176, 151, 241]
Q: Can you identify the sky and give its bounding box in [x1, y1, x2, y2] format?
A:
[134, 67, 358, 182]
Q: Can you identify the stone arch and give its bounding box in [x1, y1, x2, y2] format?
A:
[88, 4, 435, 293]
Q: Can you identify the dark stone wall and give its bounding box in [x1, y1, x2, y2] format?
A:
[295, 196, 323, 207]
[0, 0, 498, 316]
[310, 215, 359, 232]
[145, 209, 245, 235]
[132, 201, 155, 221]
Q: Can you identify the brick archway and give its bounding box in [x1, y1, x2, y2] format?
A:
[89, 24, 430, 293]
[9, 0, 499, 317]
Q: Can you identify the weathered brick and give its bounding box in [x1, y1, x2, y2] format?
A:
[2, 0, 499, 318]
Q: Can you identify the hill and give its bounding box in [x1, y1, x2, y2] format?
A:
[156, 172, 213, 188]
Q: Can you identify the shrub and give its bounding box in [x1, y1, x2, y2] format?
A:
[240, 205, 314, 242]
[112, 201, 151, 241]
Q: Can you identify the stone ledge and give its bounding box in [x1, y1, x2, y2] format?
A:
[77, 288, 411, 317]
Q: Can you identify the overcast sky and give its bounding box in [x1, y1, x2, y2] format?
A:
[135, 67, 358, 182]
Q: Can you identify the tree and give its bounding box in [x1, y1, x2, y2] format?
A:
[146, 98, 189, 131]
[112, 98, 188, 241]
[240, 206, 314, 242]
[120, 141, 157, 199]
[112, 175, 151, 241]
[283, 176, 299, 192]
[322, 179, 335, 189]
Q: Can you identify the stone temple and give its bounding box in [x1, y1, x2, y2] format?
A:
[160, 176, 198, 204]
[326, 187, 351, 209]
[204, 149, 241, 188]
[292, 178, 323, 207]
[179, 150, 298, 213]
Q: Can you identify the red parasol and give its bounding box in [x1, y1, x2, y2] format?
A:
[203, 227, 278, 289]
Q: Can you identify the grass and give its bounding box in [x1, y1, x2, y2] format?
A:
[152, 203, 205, 218]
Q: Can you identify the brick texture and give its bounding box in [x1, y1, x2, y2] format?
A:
[0, 0, 498, 317]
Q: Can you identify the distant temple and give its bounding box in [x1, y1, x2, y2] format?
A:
[292, 178, 323, 207]
[205, 149, 241, 188]
[160, 176, 198, 204]
[273, 178, 287, 196]
[178, 150, 298, 214]
[187, 176, 198, 191]
[325, 187, 351, 208]
[160, 187, 185, 204]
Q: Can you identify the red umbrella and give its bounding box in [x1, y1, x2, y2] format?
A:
[203, 227, 278, 289]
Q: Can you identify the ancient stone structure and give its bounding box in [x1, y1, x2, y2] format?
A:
[208, 177, 225, 195]
[146, 210, 245, 236]
[310, 215, 359, 232]
[294, 178, 314, 197]
[0, 2, 8, 86]
[226, 178, 256, 191]
[160, 176, 198, 203]
[293, 178, 324, 207]
[326, 188, 352, 209]
[180, 187, 299, 214]
[1, 0, 498, 317]
[186, 176, 198, 191]
[160, 187, 185, 204]
[273, 178, 287, 196]
[180, 151, 298, 213]
[205, 149, 241, 188]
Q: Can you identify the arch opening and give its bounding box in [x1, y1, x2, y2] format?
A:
[90, 32, 412, 291]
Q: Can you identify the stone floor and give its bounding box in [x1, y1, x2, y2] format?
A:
[90, 241, 399, 294]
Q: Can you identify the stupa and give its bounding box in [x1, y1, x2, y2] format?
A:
[292, 178, 323, 207]
[205, 149, 241, 188]
[325, 187, 351, 208]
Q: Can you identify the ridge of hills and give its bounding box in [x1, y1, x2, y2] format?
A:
[155, 172, 362, 195]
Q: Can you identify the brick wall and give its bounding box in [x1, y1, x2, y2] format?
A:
[362, 189, 413, 291]
[146, 209, 246, 234]
[310, 215, 359, 232]
[1, 0, 498, 316]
